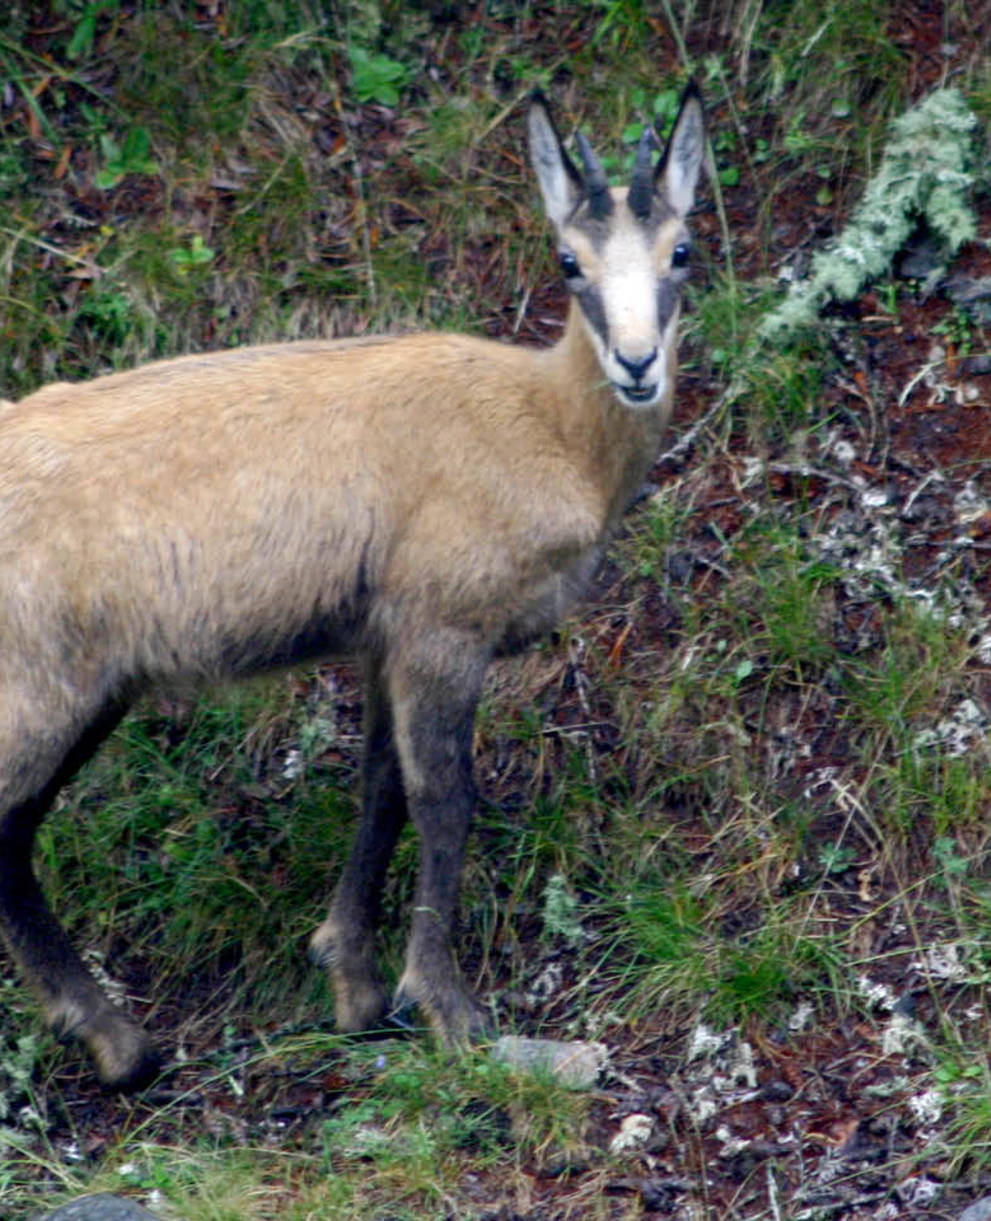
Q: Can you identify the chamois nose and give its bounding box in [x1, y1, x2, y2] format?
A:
[614, 348, 657, 383]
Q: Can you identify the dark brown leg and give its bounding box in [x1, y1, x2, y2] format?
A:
[388, 632, 492, 1043]
[0, 701, 160, 1089]
[310, 654, 409, 1031]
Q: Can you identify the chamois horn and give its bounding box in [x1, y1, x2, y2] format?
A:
[627, 125, 658, 219]
[575, 130, 612, 219]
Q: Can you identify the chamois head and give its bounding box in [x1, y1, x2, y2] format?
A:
[528, 83, 705, 408]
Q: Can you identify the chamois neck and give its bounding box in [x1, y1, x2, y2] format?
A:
[539, 301, 669, 523]
[550, 302, 612, 404]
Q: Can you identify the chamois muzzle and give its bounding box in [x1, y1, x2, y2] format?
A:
[615, 348, 658, 384]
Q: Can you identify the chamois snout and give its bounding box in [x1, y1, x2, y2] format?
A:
[614, 347, 658, 383]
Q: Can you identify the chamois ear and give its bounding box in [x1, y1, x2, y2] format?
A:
[657, 80, 705, 218]
[528, 90, 584, 230]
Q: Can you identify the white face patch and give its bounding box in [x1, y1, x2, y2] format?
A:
[562, 196, 689, 409]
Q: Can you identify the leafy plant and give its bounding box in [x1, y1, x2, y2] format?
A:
[95, 125, 158, 188]
[348, 45, 410, 106]
[932, 302, 978, 354]
[66, 0, 120, 60]
[77, 285, 135, 344]
[168, 234, 216, 276]
[818, 842, 857, 875]
[0, 1031, 41, 1123]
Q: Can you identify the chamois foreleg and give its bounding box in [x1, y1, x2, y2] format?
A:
[388, 631, 492, 1042]
[0, 697, 159, 1089]
[310, 652, 409, 1031]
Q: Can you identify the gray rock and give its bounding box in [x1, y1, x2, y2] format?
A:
[960, 1197, 991, 1221]
[490, 1035, 607, 1089]
[34, 1194, 158, 1221]
[609, 1112, 655, 1155]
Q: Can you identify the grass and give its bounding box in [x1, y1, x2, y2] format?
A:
[1, 1, 989, 1217]
[4, 1036, 594, 1220]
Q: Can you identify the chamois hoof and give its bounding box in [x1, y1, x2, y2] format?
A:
[311, 920, 391, 1033]
[97, 1044, 163, 1094]
[392, 978, 493, 1049]
[331, 979, 391, 1034]
[87, 1015, 161, 1092]
[48, 997, 161, 1091]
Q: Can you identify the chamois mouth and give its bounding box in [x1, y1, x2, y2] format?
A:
[616, 382, 658, 406]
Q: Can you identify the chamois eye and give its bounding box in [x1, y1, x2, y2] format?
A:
[559, 251, 582, 279]
[671, 242, 691, 269]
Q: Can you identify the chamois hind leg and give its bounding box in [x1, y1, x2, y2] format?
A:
[388, 631, 492, 1044]
[0, 697, 159, 1090]
[310, 653, 409, 1032]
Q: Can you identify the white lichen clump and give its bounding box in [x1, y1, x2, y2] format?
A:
[759, 89, 979, 342]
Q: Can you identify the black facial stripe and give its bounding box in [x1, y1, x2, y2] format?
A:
[657, 275, 683, 334]
[576, 283, 608, 349]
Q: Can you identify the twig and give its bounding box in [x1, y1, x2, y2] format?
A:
[766, 461, 863, 494]
[902, 468, 945, 517]
[0, 224, 101, 273]
[734, 0, 765, 87]
[568, 635, 598, 786]
[657, 0, 690, 70]
[897, 357, 945, 408]
[767, 1162, 782, 1221]
[653, 376, 735, 471]
[512, 286, 531, 337]
[476, 57, 570, 144]
[478, 90, 528, 143]
[347, 137, 377, 308]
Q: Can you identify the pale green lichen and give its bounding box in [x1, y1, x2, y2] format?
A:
[758, 89, 980, 343]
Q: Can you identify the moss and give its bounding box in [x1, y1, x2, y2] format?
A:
[759, 88, 980, 342]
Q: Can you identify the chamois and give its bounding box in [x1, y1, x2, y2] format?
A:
[0, 85, 705, 1088]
